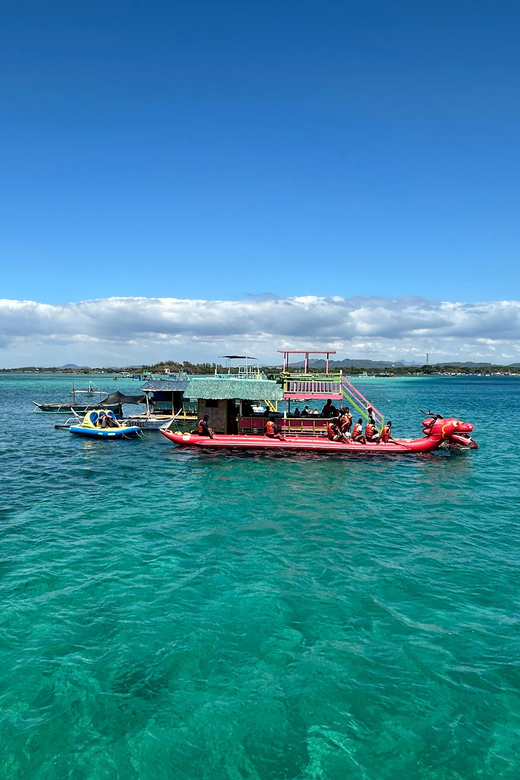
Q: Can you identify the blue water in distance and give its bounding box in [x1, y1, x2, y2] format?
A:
[1, 373, 519, 779]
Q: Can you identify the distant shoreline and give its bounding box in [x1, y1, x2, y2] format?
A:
[1, 367, 520, 377]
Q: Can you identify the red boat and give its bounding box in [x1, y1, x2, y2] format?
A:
[160, 415, 478, 454]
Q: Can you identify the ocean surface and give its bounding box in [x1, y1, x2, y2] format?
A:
[1, 372, 519, 779]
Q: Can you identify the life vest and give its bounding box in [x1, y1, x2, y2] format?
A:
[352, 424, 362, 437]
[197, 419, 206, 434]
[365, 423, 375, 438]
[381, 426, 390, 442]
[266, 420, 275, 435]
[327, 422, 337, 438]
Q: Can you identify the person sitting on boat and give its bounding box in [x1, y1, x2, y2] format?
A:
[197, 415, 215, 438]
[352, 419, 366, 443]
[265, 417, 285, 440]
[337, 412, 351, 441]
[380, 421, 397, 443]
[327, 417, 344, 442]
[100, 412, 120, 429]
[321, 399, 334, 417]
[365, 420, 380, 442]
[293, 408, 301, 417]
[301, 405, 310, 417]
[339, 407, 352, 435]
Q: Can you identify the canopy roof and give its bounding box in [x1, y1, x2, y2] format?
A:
[100, 391, 146, 406]
[141, 380, 190, 392]
[185, 377, 283, 401]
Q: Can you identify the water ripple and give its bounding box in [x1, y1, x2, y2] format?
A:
[0, 374, 519, 778]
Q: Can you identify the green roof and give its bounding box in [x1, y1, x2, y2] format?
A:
[185, 377, 284, 401]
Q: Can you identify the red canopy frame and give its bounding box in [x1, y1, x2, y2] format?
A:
[278, 349, 336, 374]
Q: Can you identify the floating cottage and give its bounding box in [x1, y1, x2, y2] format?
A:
[186, 375, 284, 434]
[140, 378, 194, 417]
[186, 356, 284, 434]
[139, 358, 281, 433]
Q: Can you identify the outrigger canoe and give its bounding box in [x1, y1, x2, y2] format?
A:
[70, 410, 141, 439]
[160, 415, 478, 454]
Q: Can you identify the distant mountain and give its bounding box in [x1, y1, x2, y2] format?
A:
[289, 358, 520, 370]
[430, 361, 511, 368]
[292, 358, 408, 370]
[59, 363, 91, 369]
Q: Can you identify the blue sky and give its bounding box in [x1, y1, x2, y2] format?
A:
[2, 0, 519, 304]
[1, 1, 520, 366]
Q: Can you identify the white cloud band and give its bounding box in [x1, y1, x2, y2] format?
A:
[1, 295, 520, 366]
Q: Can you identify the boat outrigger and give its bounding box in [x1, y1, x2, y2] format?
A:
[33, 382, 121, 414]
[159, 349, 478, 455]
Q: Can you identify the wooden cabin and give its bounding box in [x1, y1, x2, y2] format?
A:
[184, 377, 284, 434]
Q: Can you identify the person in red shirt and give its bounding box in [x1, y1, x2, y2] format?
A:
[321, 399, 334, 417]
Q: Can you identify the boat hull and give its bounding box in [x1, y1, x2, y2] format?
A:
[34, 402, 121, 414]
[70, 425, 141, 438]
[160, 430, 442, 453]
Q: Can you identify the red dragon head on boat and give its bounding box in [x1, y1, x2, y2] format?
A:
[421, 414, 478, 449]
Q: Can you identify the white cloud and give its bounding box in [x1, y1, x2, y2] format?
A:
[1, 295, 520, 366]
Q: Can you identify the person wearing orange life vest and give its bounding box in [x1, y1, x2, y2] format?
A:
[365, 419, 380, 442]
[352, 418, 366, 443]
[327, 417, 343, 441]
[334, 414, 351, 442]
[380, 421, 397, 444]
[338, 407, 352, 435]
[265, 417, 285, 440]
[197, 414, 215, 438]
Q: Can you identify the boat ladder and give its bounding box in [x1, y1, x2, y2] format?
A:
[340, 376, 385, 431]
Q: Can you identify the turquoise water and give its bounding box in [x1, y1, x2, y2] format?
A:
[1, 373, 519, 779]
